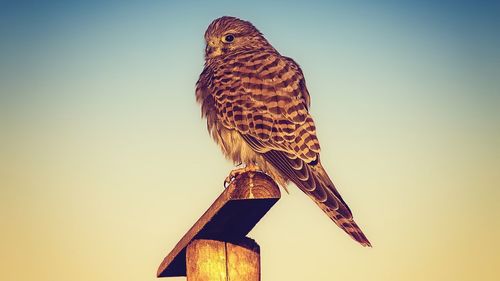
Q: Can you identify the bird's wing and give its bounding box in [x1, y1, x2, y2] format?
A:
[211, 51, 370, 246]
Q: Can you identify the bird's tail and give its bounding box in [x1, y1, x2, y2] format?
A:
[300, 162, 372, 247]
[260, 148, 371, 246]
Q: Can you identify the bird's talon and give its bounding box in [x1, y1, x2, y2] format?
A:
[223, 175, 234, 188]
[223, 163, 260, 189]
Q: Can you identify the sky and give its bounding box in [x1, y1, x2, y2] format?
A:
[1, 1, 499, 280]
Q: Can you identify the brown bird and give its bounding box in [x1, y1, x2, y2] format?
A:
[196, 16, 371, 247]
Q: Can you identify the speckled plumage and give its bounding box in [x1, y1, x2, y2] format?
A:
[196, 16, 371, 247]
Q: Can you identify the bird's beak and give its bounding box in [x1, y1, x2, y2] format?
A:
[205, 39, 222, 58]
[205, 44, 212, 57]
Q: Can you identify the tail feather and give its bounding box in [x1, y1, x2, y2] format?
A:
[320, 205, 371, 247]
[309, 163, 372, 247]
[259, 147, 371, 246]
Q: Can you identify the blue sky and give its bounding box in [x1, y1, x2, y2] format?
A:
[1, 1, 499, 280]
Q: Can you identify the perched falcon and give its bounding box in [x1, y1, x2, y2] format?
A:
[196, 16, 371, 247]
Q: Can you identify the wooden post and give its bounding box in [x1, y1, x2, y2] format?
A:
[186, 238, 260, 281]
[157, 171, 279, 279]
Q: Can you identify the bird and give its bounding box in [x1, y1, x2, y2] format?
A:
[196, 16, 371, 247]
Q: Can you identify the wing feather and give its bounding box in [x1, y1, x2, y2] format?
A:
[207, 50, 370, 246]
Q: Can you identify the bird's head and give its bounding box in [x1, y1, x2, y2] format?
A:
[204, 16, 271, 59]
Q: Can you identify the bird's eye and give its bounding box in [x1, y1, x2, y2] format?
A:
[222, 34, 235, 43]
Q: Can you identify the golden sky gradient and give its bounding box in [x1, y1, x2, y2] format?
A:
[1, 1, 499, 280]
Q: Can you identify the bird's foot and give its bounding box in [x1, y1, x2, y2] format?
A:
[224, 163, 260, 188]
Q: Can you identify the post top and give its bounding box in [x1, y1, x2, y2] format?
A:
[157, 171, 281, 277]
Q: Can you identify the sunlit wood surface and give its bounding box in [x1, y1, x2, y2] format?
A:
[186, 238, 260, 281]
[157, 171, 280, 278]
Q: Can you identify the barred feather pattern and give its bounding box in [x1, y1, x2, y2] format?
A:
[196, 16, 371, 246]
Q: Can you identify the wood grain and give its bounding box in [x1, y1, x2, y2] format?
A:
[157, 171, 279, 277]
[186, 238, 260, 281]
[226, 238, 260, 281]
